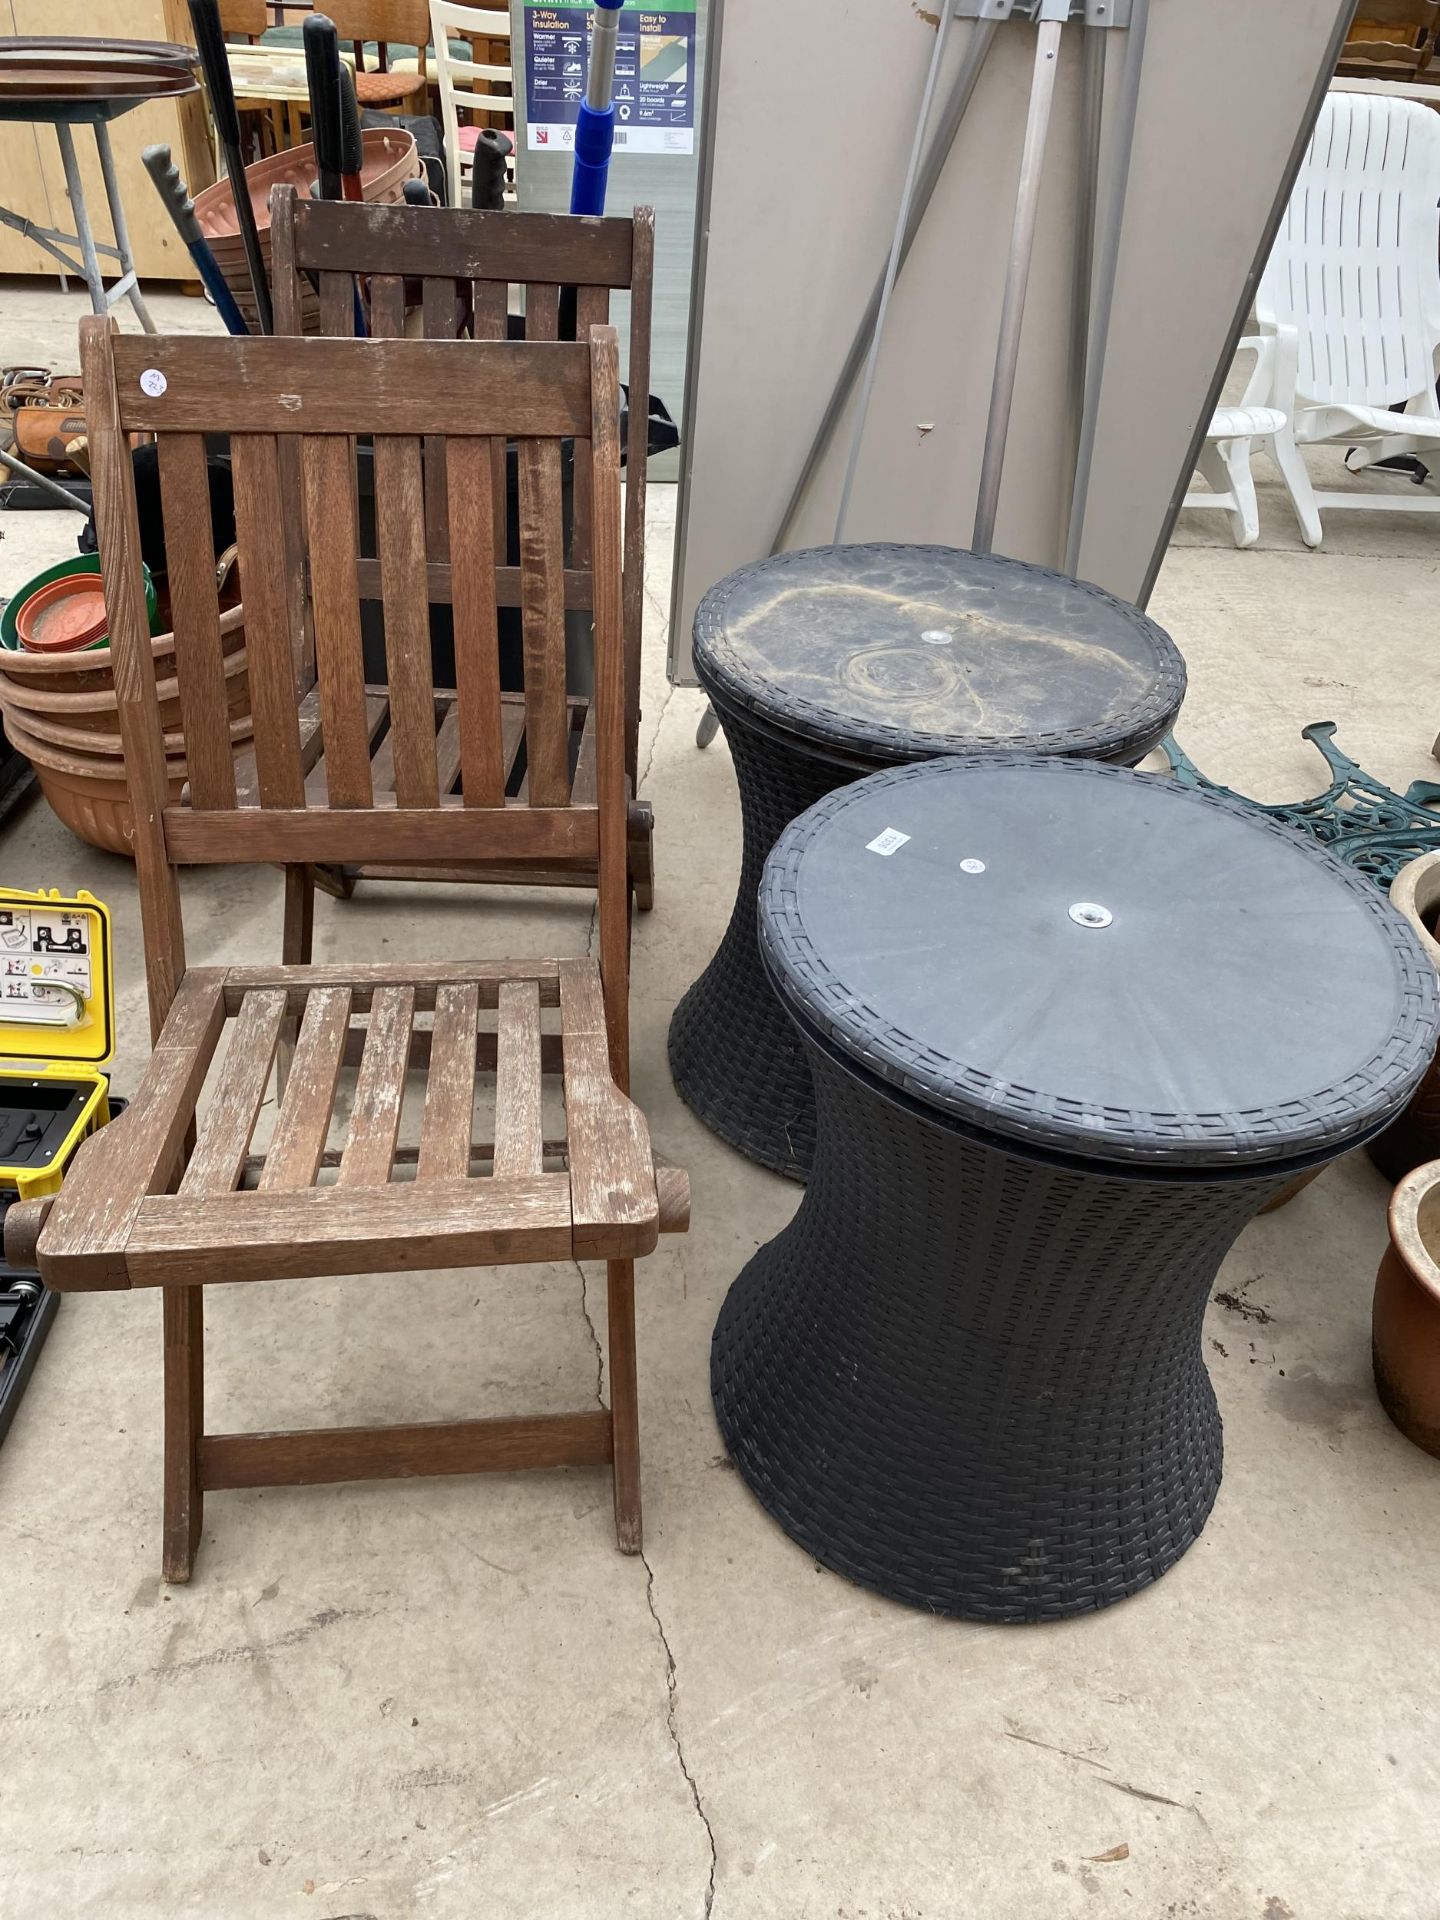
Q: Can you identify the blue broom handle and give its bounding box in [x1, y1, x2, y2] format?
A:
[569, 0, 624, 216]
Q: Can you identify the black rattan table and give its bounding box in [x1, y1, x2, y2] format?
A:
[711, 757, 1440, 1622]
[668, 544, 1186, 1180]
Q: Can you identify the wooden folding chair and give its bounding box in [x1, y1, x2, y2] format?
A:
[267, 189, 657, 924]
[4, 316, 688, 1583]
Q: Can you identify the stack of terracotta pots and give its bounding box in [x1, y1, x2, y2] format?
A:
[0, 549, 252, 855]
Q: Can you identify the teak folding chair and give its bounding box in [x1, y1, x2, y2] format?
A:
[4, 316, 688, 1582]
[268, 189, 656, 921]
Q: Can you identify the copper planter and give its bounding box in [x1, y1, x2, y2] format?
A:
[1375, 1161, 1440, 1458]
[1367, 852, 1440, 1184]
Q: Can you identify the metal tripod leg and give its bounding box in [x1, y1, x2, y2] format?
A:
[94, 121, 155, 334]
[1065, 0, 1151, 575]
[834, 0, 960, 542]
[972, 11, 1065, 553]
[1064, 22, 1106, 545]
[53, 121, 154, 331]
[54, 123, 108, 319]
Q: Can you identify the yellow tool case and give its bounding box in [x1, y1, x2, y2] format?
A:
[0, 888, 117, 1449]
[0, 887, 115, 1200]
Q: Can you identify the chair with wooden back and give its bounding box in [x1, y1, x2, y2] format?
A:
[219, 0, 269, 39]
[268, 187, 657, 924]
[326, 0, 431, 110]
[5, 314, 688, 1583]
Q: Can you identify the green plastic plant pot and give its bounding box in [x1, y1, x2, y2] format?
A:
[1, 553, 158, 654]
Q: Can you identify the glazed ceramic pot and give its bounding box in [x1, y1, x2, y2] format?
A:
[1367, 852, 1440, 1183]
[1375, 1160, 1440, 1458]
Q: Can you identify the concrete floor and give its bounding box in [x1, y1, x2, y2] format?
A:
[1, 283, 1440, 1920]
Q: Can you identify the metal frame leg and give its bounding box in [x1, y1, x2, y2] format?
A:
[972, 15, 1065, 554]
[834, 0, 959, 543]
[1064, 22, 1106, 549]
[1065, 0, 1151, 575]
[94, 121, 155, 333]
[53, 122, 108, 319]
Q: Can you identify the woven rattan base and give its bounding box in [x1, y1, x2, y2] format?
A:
[711, 1047, 1294, 1621]
[668, 703, 852, 1179]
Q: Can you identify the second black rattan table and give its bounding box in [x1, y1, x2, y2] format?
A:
[711, 757, 1440, 1622]
[668, 543, 1186, 1179]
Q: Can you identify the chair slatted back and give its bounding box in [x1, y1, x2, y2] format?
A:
[79, 318, 631, 1073]
[327, 0, 433, 70]
[269, 188, 654, 789]
[1258, 92, 1440, 411]
[219, 0, 268, 39]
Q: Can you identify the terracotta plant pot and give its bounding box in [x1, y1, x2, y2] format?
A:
[1367, 852, 1440, 1183]
[1375, 1160, 1440, 1458]
[9, 730, 190, 856]
[0, 637, 251, 741]
[0, 546, 255, 853]
[2, 694, 254, 762]
[0, 621, 248, 736]
[14, 570, 109, 651]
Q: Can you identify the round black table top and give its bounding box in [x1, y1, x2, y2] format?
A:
[692, 544, 1185, 765]
[759, 756, 1440, 1171]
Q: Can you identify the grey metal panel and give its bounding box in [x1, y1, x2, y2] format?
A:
[509, 0, 710, 482]
[671, 0, 1355, 683]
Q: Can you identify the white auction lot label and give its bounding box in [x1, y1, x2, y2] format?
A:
[866, 828, 911, 857]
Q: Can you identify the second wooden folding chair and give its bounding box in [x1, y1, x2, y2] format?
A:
[268, 189, 657, 934]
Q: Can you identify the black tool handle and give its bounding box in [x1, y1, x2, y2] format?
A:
[188, 0, 242, 150]
[141, 144, 250, 335]
[303, 13, 344, 199]
[338, 63, 364, 187]
[188, 0, 272, 332]
[471, 128, 513, 212]
[141, 142, 204, 251]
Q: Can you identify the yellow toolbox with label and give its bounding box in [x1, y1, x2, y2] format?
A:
[0, 887, 115, 1201]
[0, 887, 118, 1444]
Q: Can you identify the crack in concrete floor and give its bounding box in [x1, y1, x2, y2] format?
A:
[575, 1258, 718, 1917]
[643, 1551, 719, 1919]
[638, 676, 681, 803]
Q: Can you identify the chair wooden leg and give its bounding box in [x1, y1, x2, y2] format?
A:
[162, 1286, 204, 1583]
[607, 1258, 642, 1553]
[311, 864, 356, 902]
[282, 864, 315, 965]
[278, 866, 316, 1091]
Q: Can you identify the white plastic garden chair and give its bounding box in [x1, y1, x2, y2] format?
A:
[428, 0, 517, 209]
[1254, 90, 1440, 548]
[1183, 334, 1292, 548]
